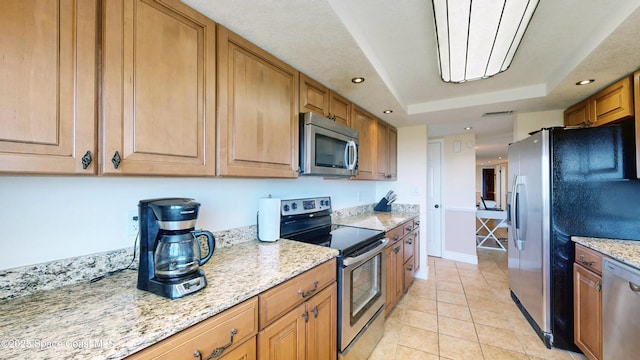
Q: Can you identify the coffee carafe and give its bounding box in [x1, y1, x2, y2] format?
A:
[137, 198, 215, 299]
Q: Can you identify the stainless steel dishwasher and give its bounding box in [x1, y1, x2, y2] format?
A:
[602, 258, 640, 359]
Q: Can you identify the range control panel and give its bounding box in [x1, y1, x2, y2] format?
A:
[281, 197, 331, 216]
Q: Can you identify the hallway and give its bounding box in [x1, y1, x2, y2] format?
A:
[368, 249, 587, 359]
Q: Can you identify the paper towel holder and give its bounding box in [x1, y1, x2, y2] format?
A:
[257, 195, 280, 242]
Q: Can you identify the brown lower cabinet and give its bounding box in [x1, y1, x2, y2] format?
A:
[126, 297, 259, 360]
[258, 283, 337, 360]
[573, 244, 606, 360]
[385, 217, 419, 316]
[126, 259, 336, 360]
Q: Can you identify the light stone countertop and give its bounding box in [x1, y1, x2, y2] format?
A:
[0, 240, 338, 360]
[332, 211, 419, 232]
[572, 236, 640, 270]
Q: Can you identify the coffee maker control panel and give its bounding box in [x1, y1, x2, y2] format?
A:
[281, 196, 331, 216]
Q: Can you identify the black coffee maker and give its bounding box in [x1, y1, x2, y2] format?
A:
[138, 198, 215, 299]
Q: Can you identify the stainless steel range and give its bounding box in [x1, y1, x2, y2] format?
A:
[280, 197, 387, 360]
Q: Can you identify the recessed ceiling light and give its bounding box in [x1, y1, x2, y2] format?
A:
[498, 156, 502, 160]
[383, 110, 393, 114]
[464, 126, 472, 130]
[351, 77, 365, 84]
[576, 79, 595, 85]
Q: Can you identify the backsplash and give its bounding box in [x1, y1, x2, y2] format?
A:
[0, 203, 419, 301]
[0, 225, 257, 301]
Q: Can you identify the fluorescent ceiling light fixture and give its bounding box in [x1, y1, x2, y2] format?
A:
[432, 0, 539, 83]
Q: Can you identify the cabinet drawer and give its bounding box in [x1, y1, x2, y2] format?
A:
[259, 259, 336, 329]
[127, 297, 258, 360]
[575, 244, 605, 275]
[404, 220, 416, 233]
[386, 225, 404, 243]
[403, 230, 416, 263]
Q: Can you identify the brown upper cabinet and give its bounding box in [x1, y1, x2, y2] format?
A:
[329, 92, 352, 127]
[592, 76, 634, 126]
[564, 99, 594, 128]
[299, 73, 351, 127]
[217, 25, 299, 178]
[376, 121, 398, 180]
[102, 0, 216, 176]
[351, 106, 377, 180]
[634, 70, 640, 178]
[0, 0, 98, 174]
[351, 107, 397, 181]
[564, 75, 634, 127]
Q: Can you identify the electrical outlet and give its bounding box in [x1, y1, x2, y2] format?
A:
[127, 210, 139, 237]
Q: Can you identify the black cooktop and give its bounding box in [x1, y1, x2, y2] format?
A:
[286, 224, 384, 256]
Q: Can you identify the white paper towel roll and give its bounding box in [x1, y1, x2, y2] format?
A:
[258, 197, 281, 242]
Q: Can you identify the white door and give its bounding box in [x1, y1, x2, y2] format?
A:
[427, 140, 443, 257]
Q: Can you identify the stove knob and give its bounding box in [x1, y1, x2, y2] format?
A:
[291, 202, 298, 210]
[283, 204, 290, 212]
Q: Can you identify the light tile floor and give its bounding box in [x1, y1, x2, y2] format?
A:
[368, 248, 588, 360]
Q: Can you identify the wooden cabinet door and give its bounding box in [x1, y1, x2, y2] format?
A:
[634, 71, 640, 179]
[385, 239, 404, 315]
[328, 92, 351, 127]
[403, 256, 415, 293]
[217, 25, 299, 178]
[388, 127, 398, 180]
[393, 241, 404, 302]
[413, 225, 420, 272]
[384, 245, 395, 317]
[300, 73, 329, 116]
[0, 0, 97, 174]
[102, 0, 216, 176]
[564, 99, 594, 127]
[592, 76, 634, 126]
[574, 263, 602, 360]
[351, 106, 376, 179]
[376, 120, 389, 179]
[258, 303, 306, 360]
[306, 283, 337, 360]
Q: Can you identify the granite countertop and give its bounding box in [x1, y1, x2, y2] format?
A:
[333, 211, 418, 232]
[572, 236, 640, 269]
[0, 240, 338, 360]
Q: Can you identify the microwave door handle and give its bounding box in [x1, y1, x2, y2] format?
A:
[345, 140, 357, 170]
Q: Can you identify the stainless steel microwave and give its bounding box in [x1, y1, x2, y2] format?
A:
[299, 112, 358, 177]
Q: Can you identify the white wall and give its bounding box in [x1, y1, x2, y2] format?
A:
[442, 133, 477, 264]
[0, 176, 377, 270]
[376, 125, 428, 279]
[513, 109, 564, 141]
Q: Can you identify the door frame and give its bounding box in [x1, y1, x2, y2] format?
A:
[427, 139, 444, 258]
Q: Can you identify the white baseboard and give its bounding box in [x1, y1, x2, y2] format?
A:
[442, 250, 478, 265]
[415, 266, 428, 280]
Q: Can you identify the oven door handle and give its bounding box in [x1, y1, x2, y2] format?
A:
[341, 238, 389, 267]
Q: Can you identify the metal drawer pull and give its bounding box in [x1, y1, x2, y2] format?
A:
[579, 255, 596, 266]
[299, 280, 319, 298]
[595, 281, 601, 292]
[311, 306, 319, 318]
[193, 328, 237, 360]
[81, 150, 92, 169]
[630, 282, 640, 292]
